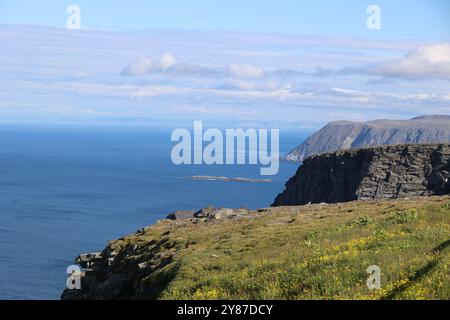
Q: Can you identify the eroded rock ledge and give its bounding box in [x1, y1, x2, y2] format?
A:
[61, 207, 265, 300]
[273, 143, 450, 206]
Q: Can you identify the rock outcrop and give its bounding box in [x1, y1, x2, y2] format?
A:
[283, 115, 450, 162]
[61, 206, 256, 300]
[273, 143, 450, 206]
[166, 207, 251, 221]
[61, 237, 176, 300]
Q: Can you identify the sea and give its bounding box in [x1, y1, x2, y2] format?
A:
[0, 125, 308, 299]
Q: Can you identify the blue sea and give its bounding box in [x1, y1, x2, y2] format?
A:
[0, 125, 307, 299]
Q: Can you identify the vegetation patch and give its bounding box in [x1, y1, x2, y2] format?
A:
[97, 196, 450, 300]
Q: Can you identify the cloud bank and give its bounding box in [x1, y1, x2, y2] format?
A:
[121, 55, 266, 81]
[2, 25, 449, 126]
[374, 43, 450, 80]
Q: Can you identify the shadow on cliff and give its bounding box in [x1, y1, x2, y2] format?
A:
[273, 149, 374, 206]
[427, 147, 450, 195]
[137, 261, 181, 300]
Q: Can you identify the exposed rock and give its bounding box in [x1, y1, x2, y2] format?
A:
[273, 143, 450, 206]
[166, 210, 196, 220]
[61, 235, 176, 300]
[283, 115, 450, 162]
[194, 207, 250, 220]
[61, 206, 263, 300]
[166, 207, 251, 221]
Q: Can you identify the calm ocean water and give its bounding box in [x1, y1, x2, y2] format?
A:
[0, 125, 307, 299]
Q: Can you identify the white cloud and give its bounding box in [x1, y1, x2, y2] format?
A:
[121, 56, 154, 76]
[374, 43, 450, 80]
[121, 53, 178, 76]
[220, 80, 279, 91]
[227, 64, 265, 79]
[412, 43, 450, 64]
[121, 53, 224, 78]
[160, 53, 177, 69]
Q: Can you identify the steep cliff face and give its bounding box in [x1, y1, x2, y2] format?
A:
[283, 115, 450, 162]
[273, 143, 450, 206]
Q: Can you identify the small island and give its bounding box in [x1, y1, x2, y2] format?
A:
[185, 175, 272, 183]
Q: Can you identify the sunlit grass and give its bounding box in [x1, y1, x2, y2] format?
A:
[110, 196, 450, 300]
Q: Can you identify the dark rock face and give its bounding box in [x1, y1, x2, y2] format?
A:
[273, 143, 450, 206]
[61, 236, 177, 300]
[283, 115, 450, 162]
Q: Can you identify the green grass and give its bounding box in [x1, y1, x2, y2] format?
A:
[109, 196, 450, 300]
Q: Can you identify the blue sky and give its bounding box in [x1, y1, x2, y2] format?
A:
[0, 1, 449, 127]
[1, 0, 449, 40]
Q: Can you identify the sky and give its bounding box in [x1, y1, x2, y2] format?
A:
[0, 0, 449, 128]
[1, 0, 449, 40]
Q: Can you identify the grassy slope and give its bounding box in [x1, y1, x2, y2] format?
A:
[110, 196, 450, 300]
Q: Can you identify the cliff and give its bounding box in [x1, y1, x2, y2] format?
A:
[61, 196, 450, 300]
[60, 143, 450, 300]
[283, 115, 450, 162]
[273, 143, 450, 206]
